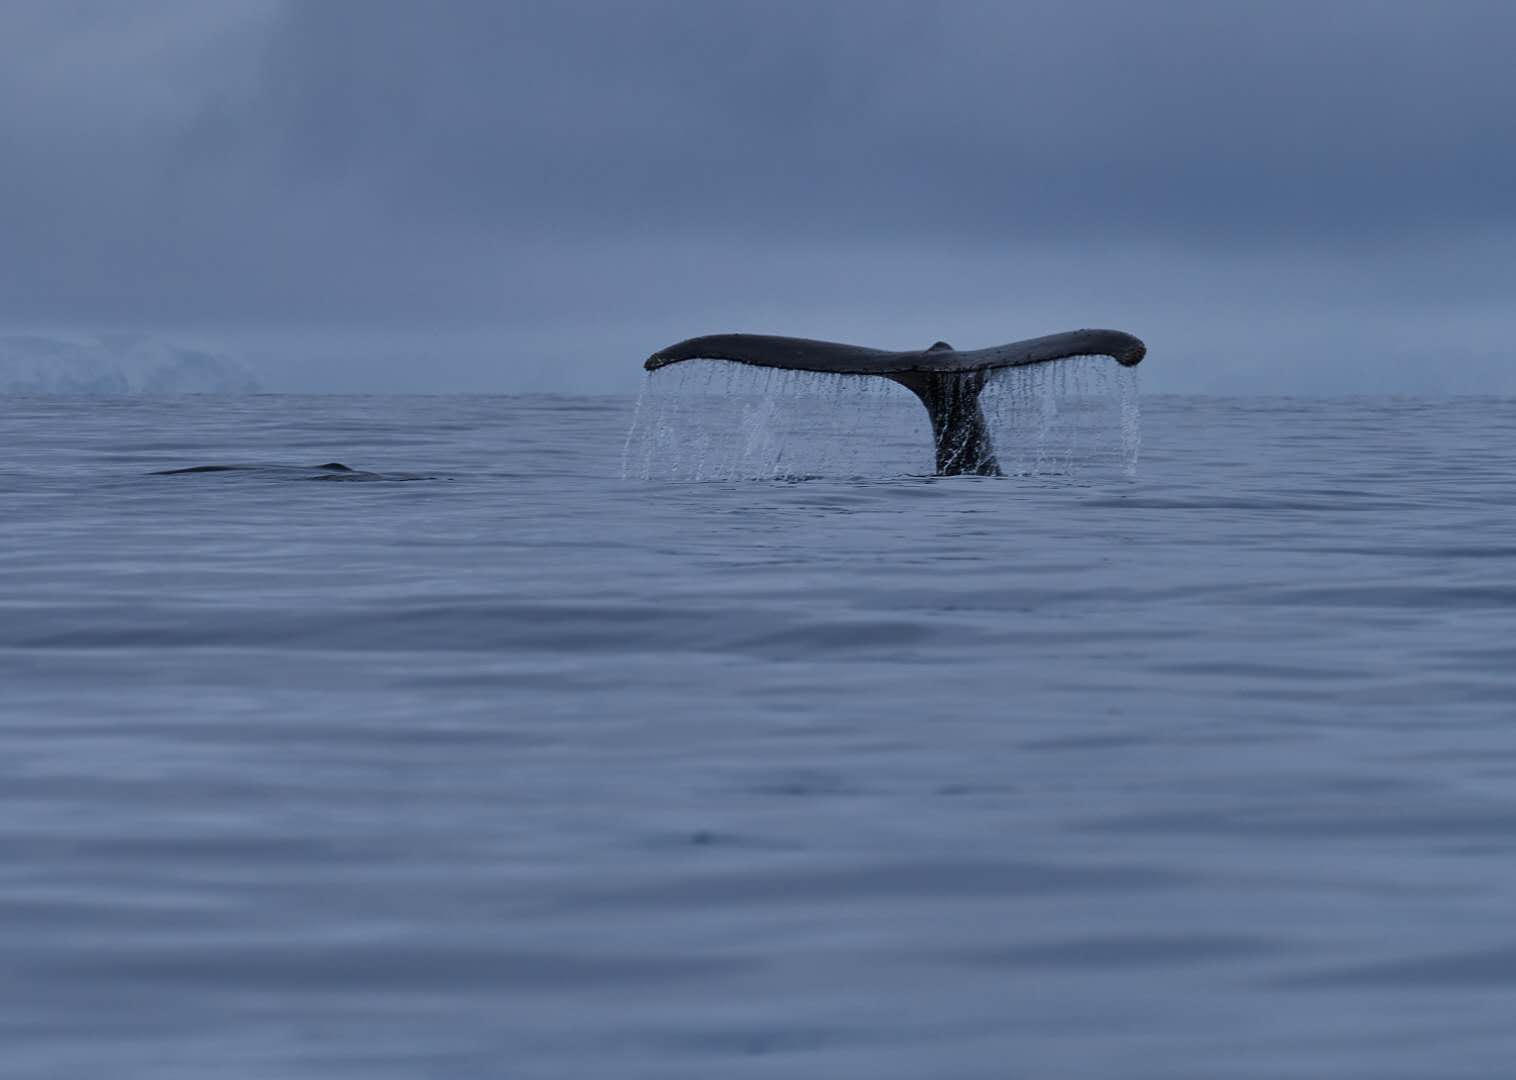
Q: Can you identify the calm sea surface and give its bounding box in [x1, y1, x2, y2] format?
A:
[4, 391, 1516, 1079]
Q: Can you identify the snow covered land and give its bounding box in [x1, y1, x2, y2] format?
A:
[0, 334, 259, 394]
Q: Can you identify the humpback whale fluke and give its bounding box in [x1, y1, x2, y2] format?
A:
[644, 329, 1146, 476]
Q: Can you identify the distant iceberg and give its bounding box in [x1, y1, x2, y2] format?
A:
[0, 334, 261, 393]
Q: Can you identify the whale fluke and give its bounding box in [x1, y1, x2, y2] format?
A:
[644, 329, 1146, 476]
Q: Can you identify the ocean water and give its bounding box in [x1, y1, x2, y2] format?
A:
[4, 385, 1516, 1079]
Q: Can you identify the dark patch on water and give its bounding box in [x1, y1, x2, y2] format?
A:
[964, 933, 1285, 970]
[31, 943, 752, 992]
[1277, 944, 1516, 989]
[556, 859, 1194, 913]
[1081, 805, 1516, 841]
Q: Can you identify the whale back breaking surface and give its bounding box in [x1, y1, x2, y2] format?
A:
[152, 462, 438, 482]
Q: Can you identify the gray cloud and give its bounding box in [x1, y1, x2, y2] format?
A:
[250, 0, 1516, 244]
[2, 1, 1512, 391]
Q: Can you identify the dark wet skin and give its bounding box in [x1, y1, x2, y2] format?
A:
[153, 463, 436, 481]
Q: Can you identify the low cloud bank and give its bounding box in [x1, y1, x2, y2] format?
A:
[0, 334, 260, 394]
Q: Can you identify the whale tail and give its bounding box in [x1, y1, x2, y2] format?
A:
[643, 329, 1146, 476]
[887, 367, 999, 476]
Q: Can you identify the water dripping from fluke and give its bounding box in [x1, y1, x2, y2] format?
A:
[624, 330, 1145, 481]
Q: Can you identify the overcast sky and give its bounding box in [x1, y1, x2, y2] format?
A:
[3, 0, 1512, 392]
